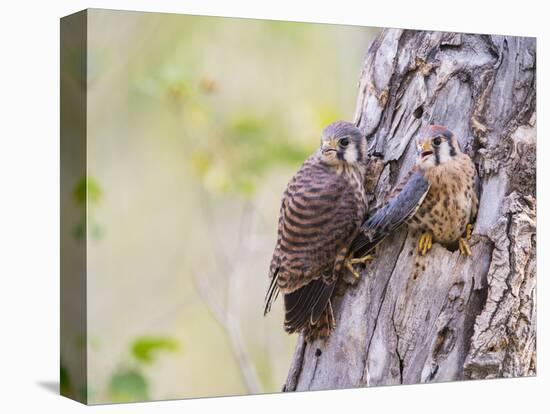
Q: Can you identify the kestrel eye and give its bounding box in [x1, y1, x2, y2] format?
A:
[433, 137, 442, 146]
[339, 138, 350, 147]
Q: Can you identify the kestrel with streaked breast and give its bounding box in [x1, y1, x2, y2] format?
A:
[352, 124, 479, 258]
[264, 121, 371, 342]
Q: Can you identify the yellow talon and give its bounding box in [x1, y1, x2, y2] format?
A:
[345, 255, 373, 279]
[459, 237, 472, 256]
[417, 232, 433, 256]
[349, 255, 374, 265]
[345, 261, 361, 279]
[466, 223, 473, 240]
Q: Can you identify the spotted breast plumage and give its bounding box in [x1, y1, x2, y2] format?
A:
[352, 124, 479, 258]
[264, 121, 370, 342]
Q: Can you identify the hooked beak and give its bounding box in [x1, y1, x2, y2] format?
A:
[419, 141, 433, 158]
[322, 138, 338, 154]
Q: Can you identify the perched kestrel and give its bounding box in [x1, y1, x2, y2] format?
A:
[352, 125, 479, 258]
[264, 121, 371, 342]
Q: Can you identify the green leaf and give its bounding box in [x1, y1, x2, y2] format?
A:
[90, 221, 104, 241]
[131, 336, 179, 365]
[73, 176, 103, 206]
[72, 221, 85, 241]
[109, 369, 149, 403]
[60, 364, 71, 396]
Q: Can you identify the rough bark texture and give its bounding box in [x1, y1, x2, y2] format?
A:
[283, 29, 536, 391]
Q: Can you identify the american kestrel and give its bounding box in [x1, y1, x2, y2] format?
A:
[352, 125, 478, 258]
[264, 121, 371, 342]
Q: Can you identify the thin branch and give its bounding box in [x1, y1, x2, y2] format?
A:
[193, 273, 262, 394]
[193, 200, 262, 394]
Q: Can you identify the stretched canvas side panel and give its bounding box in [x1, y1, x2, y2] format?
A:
[60, 9, 88, 404]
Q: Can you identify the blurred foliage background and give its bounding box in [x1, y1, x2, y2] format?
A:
[63, 9, 377, 403]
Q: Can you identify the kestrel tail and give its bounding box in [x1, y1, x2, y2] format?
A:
[351, 124, 479, 259]
[264, 121, 370, 342]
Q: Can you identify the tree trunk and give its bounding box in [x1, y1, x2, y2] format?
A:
[283, 29, 536, 391]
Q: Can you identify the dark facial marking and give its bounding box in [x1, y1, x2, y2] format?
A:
[449, 141, 457, 157]
[355, 140, 363, 163]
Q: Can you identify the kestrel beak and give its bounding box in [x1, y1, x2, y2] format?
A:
[419, 141, 433, 158]
[322, 138, 338, 154]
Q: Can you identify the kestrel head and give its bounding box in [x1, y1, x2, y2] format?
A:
[415, 124, 462, 169]
[319, 121, 366, 166]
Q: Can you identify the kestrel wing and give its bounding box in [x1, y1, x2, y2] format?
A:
[284, 278, 336, 331]
[263, 268, 280, 315]
[351, 168, 430, 256]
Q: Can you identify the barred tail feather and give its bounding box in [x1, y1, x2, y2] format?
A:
[263, 269, 280, 316]
[304, 301, 335, 342]
[283, 278, 335, 333]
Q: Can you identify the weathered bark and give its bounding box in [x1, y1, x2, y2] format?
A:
[283, 29, 536, 391]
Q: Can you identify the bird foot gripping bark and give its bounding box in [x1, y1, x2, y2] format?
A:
[417, 232, 433, 256]
[459, 223, 473, 256]
[344, 255, 374, 279]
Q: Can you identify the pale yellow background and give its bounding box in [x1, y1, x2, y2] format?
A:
[83, 9, 377, 403]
